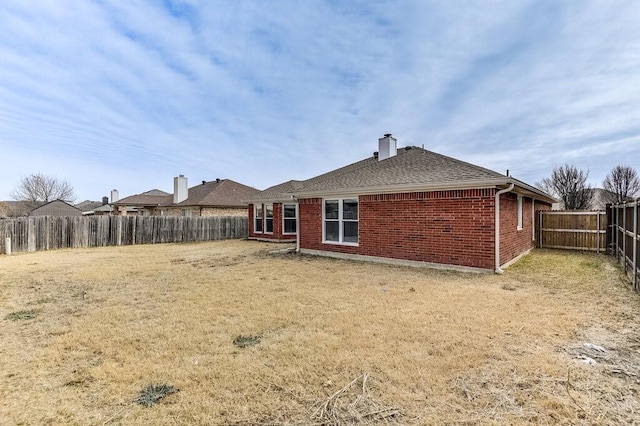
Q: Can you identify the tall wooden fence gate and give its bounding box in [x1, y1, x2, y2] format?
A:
[537, 211, 607, 253]
[610, 200, 640, 291]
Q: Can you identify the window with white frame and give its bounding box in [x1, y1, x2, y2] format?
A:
[283, 204, 297, 234]
[254, 204, 263, 233]
[265, 203, 274, 233]
[324, 198, 358, 244]
[517, 195, 523, 230]
[183, 208, 192, 217]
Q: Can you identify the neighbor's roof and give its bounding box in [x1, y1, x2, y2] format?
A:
[247, 146, 556, 204]
[29, 199, 82, 216]
[165, 179, 260, 208]
[75, 200, 103, 212]
[0, 200, 31, 217]
[114, 189, 170, 206]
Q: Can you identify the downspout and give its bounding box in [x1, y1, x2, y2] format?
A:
[292, 196, 300, 253]
[495, 183, 515, 274]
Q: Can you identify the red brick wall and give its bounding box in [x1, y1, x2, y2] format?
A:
[299, 189, 497, 269]
[499, 194, 551, 265]
[248, 203, 297, 241]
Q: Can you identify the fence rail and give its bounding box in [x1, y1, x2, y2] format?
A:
[537, 211, 607, 253]
[610, 200, 639, 291]
[0, 215, 248, 254]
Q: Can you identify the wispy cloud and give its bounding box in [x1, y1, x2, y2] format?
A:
[0, 0, 638, 200]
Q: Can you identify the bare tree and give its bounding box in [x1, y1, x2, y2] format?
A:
[10, 173, 76, 209]
[534, 178, 555, 196]
[537, 164, 594, 210]
[602, 165, 640, 204]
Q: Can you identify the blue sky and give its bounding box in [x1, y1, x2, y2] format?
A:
[1, 1, 639, 202]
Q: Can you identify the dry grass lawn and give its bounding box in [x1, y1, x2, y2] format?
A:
[1, 240, 639, 425]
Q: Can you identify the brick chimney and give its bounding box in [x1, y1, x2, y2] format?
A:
[174, 175, 188, 203]
[378, 134, 397, 161]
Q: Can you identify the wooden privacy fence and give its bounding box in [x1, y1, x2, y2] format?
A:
[610, 200, 640, 291]
[0, 215, 248, 254]
[537, 211, 607, 253]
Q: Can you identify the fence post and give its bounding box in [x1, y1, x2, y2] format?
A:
[596, 212, 600, 254]
[27, 218, 36, 252]
[634, 201, 638, 291]
[5, 237, 10, 255]
[611, 204, 618, 262]
[538, 211, 542, 248]
[623, 204, 627, 272]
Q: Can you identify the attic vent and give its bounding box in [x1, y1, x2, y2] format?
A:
[202, 181, 206, 185]
[216, 178, 221, 183]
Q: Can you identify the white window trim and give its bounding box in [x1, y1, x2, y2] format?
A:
[282, 203, 297, 235]
[322, 197, 359, 246]
[264, 203, 274, 234]
[254, 204, 263, 234]
[517, 195, 523, 231]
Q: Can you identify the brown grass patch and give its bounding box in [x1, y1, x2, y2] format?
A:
[0, 241, 639, 424]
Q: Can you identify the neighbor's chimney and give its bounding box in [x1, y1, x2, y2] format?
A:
[378, 133, 397, 161]
[111, 189, 119, 203]
[174, 175, 188, 203]
[102, 196, 108, 206]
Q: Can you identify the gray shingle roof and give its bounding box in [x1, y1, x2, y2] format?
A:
[165, 179, 259, 208]
[246, 146, 556, 203]
[114, 189, 170, 206]
[245, 180, 305, 202]
[299, 147, 504, 192]
[75, 200, 103, 212]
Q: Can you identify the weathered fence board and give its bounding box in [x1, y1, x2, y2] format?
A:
[610, 200, 639, 291]
[0, 216, 248, 254]
[537, 211, 607, 252]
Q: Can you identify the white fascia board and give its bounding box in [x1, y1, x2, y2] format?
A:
[293, 178, 557, 204]
[293, 178, 510, 199]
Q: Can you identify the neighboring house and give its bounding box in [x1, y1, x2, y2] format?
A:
[75, 198, 108, 213]
[29, 200, 83, 217]
[113, 176, 259, 217]
[0, 201, 31, 217]
[246, 134, 556, 273]
[112, 189, 171, 216]
[76, 197, 116, 215]
[159, 176, 259, 217]
[82, 204, 118, 216]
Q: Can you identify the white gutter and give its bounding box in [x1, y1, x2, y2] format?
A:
[293, 177, 556, 204]
[495, 183, 515, 274]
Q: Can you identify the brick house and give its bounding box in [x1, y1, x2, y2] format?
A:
[112, 189, 170, 216]
[247, 134, 555, 273]
[113, 176, 259, 217]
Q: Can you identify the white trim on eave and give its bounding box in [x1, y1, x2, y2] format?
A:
[293, 178, 556, 204]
